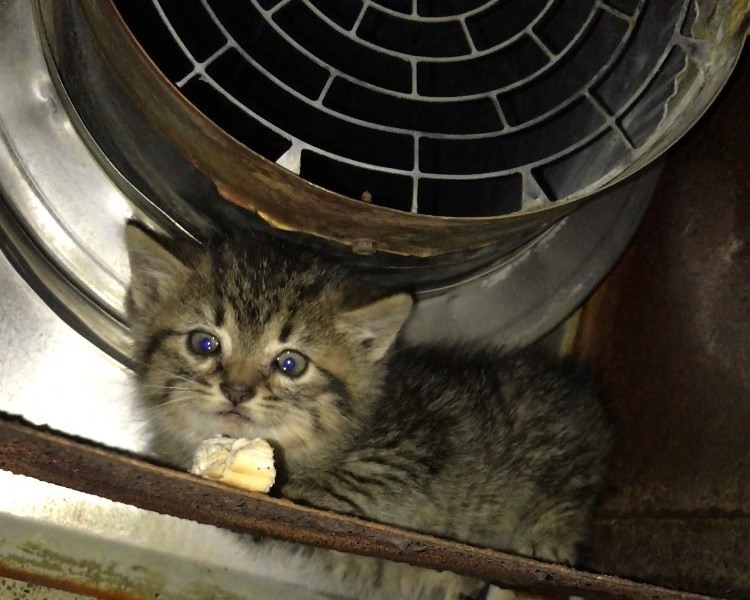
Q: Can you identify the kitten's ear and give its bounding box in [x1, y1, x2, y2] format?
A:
[124, 221, 190, 313]
[336, 294, 413, 360]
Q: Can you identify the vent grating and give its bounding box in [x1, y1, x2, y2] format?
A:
[114, 0, 695, 217]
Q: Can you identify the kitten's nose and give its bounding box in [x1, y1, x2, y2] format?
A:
[220, 383, 254, 406]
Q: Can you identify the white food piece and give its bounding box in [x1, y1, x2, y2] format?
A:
[191, 436, 276, 493]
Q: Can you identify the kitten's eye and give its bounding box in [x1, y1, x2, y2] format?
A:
[188, 331, 221, 356]
[274, 349, 308, 377]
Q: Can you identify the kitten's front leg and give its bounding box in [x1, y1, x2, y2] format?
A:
[187, 437, 359, 512]
[511, 497, 593, 566]
[280, 471, 369, 516]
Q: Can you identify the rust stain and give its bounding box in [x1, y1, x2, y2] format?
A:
[0, 564, 146, 600]
[0, 541, 257, 600]
[0, 542, 159, 600]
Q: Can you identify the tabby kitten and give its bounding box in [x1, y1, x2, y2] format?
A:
[125, 221, 612, 600]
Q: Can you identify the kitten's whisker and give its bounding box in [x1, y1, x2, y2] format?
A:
[152, 369, 195, 384]
[156, 393, 202, 408]
[129, 356, 199, 384]
[141, 384, 193, 392]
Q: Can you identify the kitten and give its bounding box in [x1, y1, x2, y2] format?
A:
[124, 221, 612, 600]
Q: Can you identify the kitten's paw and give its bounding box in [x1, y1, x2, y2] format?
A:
[531, 543, 576, 566]
[191, 436, 276, 493]
[515, 540, 577, 566]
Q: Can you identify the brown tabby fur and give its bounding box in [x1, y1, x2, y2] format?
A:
[125, 221, 612, 600]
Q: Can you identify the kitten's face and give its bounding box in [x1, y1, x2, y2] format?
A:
[124, 224, 412, 469]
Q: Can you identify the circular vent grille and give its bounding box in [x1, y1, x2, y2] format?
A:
[115, 0, 697, 218]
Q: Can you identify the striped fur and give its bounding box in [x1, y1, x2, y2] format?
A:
[125, 222, 612, 600]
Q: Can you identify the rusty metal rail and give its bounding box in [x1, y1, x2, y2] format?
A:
[0, 413, 722, 600]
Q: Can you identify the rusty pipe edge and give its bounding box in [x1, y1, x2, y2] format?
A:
[0, 414, 728, 600]
[38, 0, 575, 259]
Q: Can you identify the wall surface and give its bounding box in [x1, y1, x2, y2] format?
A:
[577, 51, 750, 599]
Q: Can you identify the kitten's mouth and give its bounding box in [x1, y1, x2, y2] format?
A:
[217, 409, 251, 422]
